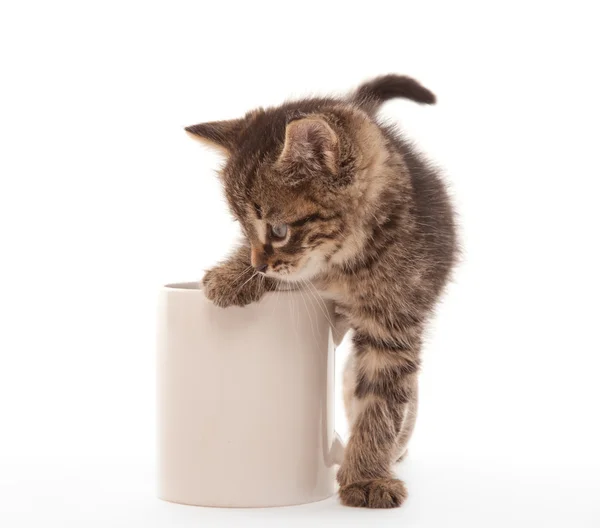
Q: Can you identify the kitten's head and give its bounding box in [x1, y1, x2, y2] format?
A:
[186, 76, 435, 282]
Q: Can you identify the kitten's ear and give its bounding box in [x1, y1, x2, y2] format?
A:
[276, 117, 339, 183]
[185, 119, 243, 153]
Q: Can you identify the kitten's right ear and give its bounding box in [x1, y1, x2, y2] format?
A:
[185, 119, 243, 153]
[275, 116, 339, 185]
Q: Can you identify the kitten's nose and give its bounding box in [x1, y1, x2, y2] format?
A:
[251, 245, 268, 272]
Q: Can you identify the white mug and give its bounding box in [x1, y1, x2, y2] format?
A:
[157, 281, 345, 507]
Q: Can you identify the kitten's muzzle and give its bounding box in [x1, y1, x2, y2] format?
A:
[251, 245, 268, 272]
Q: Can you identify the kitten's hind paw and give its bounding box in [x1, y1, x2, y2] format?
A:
[339, 478, 407, 509]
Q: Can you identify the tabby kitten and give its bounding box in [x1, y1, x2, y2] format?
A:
[186, 75, 457, 508]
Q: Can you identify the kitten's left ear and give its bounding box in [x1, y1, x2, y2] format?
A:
[185, 118, 243, 153]
[276, 116, 339, 183]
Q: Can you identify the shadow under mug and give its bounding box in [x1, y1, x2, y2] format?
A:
[157, 282, 344, 508]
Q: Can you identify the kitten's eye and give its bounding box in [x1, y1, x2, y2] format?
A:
[270, 224, 288, 240]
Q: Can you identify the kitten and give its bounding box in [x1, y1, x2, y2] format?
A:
[186, 75, 457, 508]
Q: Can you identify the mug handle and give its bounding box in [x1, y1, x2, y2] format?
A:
[329, 313, 349, 465]
[330, 431, 345, 465]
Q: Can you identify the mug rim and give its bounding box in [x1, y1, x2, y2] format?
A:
[162, 281, 308, 300]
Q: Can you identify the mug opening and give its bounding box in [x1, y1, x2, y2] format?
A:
[164, 281, 202, 290]
[162, 281, 315, 301]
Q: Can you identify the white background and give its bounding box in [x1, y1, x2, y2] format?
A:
[1, 1, 599, 526]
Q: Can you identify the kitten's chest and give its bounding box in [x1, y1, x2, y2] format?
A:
[314, 275, 355, 305]
[315, 271, 395, 309]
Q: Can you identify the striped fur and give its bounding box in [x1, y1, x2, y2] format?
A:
[187, 74, 458, 508]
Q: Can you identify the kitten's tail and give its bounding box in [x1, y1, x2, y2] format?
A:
[352, 74, 436, 112]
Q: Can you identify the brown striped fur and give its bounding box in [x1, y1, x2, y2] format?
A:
[187, 74, 458, 508]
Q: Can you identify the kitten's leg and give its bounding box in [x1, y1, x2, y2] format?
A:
[337, 330, 420, 508]
[202, 245, 277, 307]
[343, 351, 417, 461]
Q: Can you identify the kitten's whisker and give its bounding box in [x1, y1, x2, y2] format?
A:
[230, 265, 254, 285]
[302, 278, 337, 339]
[306, 279, 337, 334]
[269, 281, 278, 315]
[270, 279, 282, 317]
[298, 281, 317, 344]
[235, 270, 258, 297]
[277, 280, 283, 310]
[300, 279, 320, 341]
[301, 279, 322, 342]
[286, 282, 300, 345]
[259, 273, 266, 297]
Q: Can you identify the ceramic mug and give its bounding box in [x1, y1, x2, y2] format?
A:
[157, 281, 345, 507]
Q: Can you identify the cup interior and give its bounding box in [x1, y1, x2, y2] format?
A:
[164, 282, 202, 290]
[162, 281, 331, 304]
[163, 281, 293, 298]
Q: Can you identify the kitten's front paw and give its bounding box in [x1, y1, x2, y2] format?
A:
[202, 265, 259, 308]
[339, 478, 407, 509]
